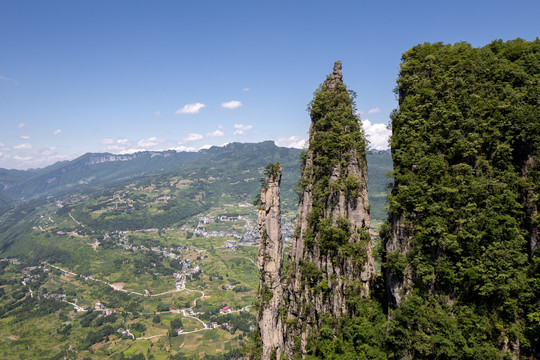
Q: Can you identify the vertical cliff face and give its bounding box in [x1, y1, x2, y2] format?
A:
[384, 40, 540, 359]
[283, 61, 374, 358]
[256, 163, 284, 360]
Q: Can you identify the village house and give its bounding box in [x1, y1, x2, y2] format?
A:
[219, 306, 231, 314]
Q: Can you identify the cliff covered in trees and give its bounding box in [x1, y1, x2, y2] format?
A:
[383, 39, 540, 359]
[249, 39, 539, 360]
[282, 61, 374, 358]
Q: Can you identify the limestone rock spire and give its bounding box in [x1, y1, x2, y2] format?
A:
[282, 61, 374, 358]
[324, 60, 343, 89]
[256, 163, 284, 360]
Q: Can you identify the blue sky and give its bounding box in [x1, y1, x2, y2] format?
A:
[1, 0, 538, 169]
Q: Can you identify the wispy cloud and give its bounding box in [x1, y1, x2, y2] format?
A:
[101, 136, 173, 154]
[275, 136, 307, 149]
[17, 122, 25, 128]
[0, 75, 18, 84]
[175, 103, 206, 114]
[242, 88, 250, 92]
[206, 129, 225, 137]
[20, 135, 31, 140]
[0, 147, 70, 169]
[137, 137, 164, 148]
[233, 124, 253, 135]
[362, 119, 390, 150]
[101, 138, 131, 152]
[12, 155, 33, 161]
[39, 147, 58, 156]
[101, 138, 115, 145]
[221, 100, 242, 109]
[53, 129, 62, 135]
[14, 143, 32, 150]
[154, 110, 161, 116]
[182, 133, 203, 142]
[368, 107, 381, 114]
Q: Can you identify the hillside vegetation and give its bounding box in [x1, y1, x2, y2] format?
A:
[0, 141, 391, 359]
[303, 39, 539, 360]
[383, 39, 540, 359]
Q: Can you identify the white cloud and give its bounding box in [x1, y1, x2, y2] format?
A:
[17, 122, 25, 128]
[39, 147, 57, 156]
[14, 143, 32, 150]
[154, 110, 161, 116]
[137, 137, 163, 148]
[105, 145, 129, 152]
[275, 136, 307, 149]
[206, 129, 225, 137]
[101, 137, 170, 154]
[242, 88, 250, 92]
[101, 138, 131, 152]
[53, 129, 61, 135]
[175, 103, 206, 114]
[199, 143, 228, 151]
[233, 124, 253, 135]
[361, 119, 391, 150]
[182, 133, 203, 142]
[13, 155, 33, 161]
[368, 107, 381, 114]
[20, 135, 30, 140]
[117, 148, 144, 154]
[101, 138, 115, 145]
[171, 145, 196, 152]
[221, 100, 242, 109]
[0, 147, 70, 170]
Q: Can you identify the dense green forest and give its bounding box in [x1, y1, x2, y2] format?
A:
[384, 38, 540, 359]
[303, 39, 539, 359]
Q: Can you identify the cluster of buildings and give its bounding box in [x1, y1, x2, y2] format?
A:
[180, 214, 260, 245]
[174, 260, 201, 290]
[94, 301, 121, 316]
[0, 258, 20, 265]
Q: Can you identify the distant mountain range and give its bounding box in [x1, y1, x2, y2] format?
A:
[0, 141, 392, 221]
[0, 142, 294, 201]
